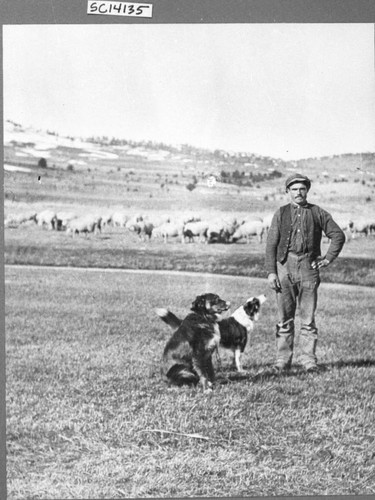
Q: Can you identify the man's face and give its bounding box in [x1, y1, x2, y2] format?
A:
[287, 182, 308, 206]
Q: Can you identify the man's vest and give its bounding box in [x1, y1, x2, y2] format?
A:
[277, 203, 323, 263]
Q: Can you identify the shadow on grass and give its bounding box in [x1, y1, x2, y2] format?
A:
[328, 359, 375, 369]
[216, 358, 375, 384]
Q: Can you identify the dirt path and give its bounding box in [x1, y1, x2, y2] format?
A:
[4, 264, 375, 293]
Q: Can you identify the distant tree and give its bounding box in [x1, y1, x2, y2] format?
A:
[38, 157, 47, 169]
[186, 183, 196, 192]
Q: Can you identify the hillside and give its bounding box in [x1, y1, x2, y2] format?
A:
[3, 119, 375, 220]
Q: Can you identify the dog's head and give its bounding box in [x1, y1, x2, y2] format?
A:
[243, 294, 267, 321]
[191, 293, 230, 319]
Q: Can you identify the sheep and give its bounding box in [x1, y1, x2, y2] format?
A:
[139, 221, 154, 240]
[232, 220, 265, 244]
[206, 221, 226, 243]
[153, 222, 183, 243]
[333, 217, 354, 241]
[351, 219, 372, 238]
[206, 217, 238, 243]
[261, 213, 274, 234]
[111, 210, 129, 227]
[125, 214, 144, 230]
[182, 220, 209, 243]
[100, 211, 114, 228]
[335, 217, 353, 232]
[127, 220, 154, 241]
[66, 214, 102, 237]
[36, 210, 58, 230]
[4, 211, 37, 227]
[55, 211, 77, 231]
[221, 219, 239, 243]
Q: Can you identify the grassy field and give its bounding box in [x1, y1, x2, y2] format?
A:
[4, 126, 375, 498]
[5, 266, 375, 498]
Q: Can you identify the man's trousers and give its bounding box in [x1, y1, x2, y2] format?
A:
[275, 253, 321, 369]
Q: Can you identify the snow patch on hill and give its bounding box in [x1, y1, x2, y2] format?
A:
[4, 164, 32, 173]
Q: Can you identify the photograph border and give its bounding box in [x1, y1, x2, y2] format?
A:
[1, 2, 375, 500]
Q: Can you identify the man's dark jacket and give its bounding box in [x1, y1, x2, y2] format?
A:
[265, 203, 345, 275]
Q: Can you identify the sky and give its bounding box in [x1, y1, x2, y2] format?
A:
[3, 23, 375, 160]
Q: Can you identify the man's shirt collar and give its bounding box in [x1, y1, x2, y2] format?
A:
[291, 201, 309, 209]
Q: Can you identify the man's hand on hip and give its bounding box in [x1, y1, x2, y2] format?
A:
[311, 257, 330, 270]
[268, 273, 282, 292]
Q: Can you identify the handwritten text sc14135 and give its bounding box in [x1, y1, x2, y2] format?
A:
[87, 1, 153, 17]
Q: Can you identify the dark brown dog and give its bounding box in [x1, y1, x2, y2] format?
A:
[160, 293, 230, 392]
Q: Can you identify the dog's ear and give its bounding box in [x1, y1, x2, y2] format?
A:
[191, 295, 208, 312]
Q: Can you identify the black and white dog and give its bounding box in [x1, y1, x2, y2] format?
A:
[157, 294, 266, 374]
[160, 293, 231, 392]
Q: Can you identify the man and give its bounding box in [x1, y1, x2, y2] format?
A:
[265, 173, 345, 373]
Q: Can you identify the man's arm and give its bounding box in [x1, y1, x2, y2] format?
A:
[265, 210, 282, 291]
[319, 208, 346, 264]
[265, 210, 280, 274]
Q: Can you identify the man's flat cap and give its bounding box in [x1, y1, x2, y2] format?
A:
[285, 173, 311, 190]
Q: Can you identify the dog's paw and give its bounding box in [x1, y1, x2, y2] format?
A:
[201, 380, 214, 394]
[232, 364, 246, 373]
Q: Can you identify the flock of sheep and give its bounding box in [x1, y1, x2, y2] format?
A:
[4, 208, 375, 244]
[4, 208, 272, 244]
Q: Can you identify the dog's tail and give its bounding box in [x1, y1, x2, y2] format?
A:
[165, 364, 199, 386]
[155, 308, 182, 330]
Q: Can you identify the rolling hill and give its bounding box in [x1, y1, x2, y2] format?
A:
[3, 119, 375, 220]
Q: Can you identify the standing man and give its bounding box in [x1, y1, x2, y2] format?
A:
[265, 174, 345, 373]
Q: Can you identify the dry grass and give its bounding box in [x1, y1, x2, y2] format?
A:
[6, 266, 375, 498]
